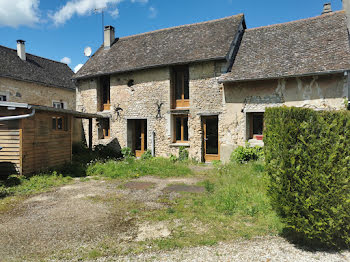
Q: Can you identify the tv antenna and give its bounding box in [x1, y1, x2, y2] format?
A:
[94, 7, 106, 44]
[84, 46, 92, 57]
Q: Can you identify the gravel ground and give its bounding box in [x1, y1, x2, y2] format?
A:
[98, 237, 350, 262]
[0, 176, 348, 262]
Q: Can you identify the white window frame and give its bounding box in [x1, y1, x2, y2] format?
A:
[0, 92, 9, 101]
[52, 100, 67, 109]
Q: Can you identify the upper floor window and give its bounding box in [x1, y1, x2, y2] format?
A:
[0, 95, 6, 101]
[99, 76, 110, 111]
[172, 66, 189, 108]
[53, 101, 66, 109]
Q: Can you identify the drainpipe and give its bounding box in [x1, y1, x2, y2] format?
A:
[346, 71, 350, 110]
[0, 108, 36, 121]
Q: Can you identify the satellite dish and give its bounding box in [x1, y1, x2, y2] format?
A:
[84, 46, 92, 57]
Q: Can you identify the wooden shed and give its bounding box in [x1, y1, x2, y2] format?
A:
[0, 102, 102, 176]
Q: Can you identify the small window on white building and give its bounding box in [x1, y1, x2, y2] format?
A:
[248, 112, 264, 140]
[53, 101, 66, 109]
[0, 95, 6, 101]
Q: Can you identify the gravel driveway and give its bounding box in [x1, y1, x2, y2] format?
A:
[0, 177, 348, 262]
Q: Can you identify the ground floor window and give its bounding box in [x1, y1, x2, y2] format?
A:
[174, 115, 189, 143]
[0, 95, 7, 101]
[248, 112, 264, 140]
[52, 116, 68, 131]
[98, 118, 110, 139]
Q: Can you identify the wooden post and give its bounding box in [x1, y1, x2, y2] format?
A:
[89, 118, 93, 150]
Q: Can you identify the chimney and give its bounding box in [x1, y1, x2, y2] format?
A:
[343, 0, 350, 30]
[16, 40, 26, 61]
[322, 3, 332, 14]
[104, 25, 115, 49]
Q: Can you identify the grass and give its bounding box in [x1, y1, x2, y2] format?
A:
[86, 157, 193, 179]
[137, 161, 283, 251]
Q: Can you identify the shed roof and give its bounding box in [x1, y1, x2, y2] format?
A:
[219, 11, 350, 83]
[0, 45, 76, 90]
[74, 14, 244, 79]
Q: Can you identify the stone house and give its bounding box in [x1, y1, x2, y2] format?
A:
[0, 40, 76, 110]
[75, 5, 350, 162]
[0, 40, 83, 142]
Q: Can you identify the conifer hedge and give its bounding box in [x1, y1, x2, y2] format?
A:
[264, 107, 350, 248]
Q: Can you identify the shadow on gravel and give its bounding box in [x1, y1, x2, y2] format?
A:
[281, 228, 349, 253]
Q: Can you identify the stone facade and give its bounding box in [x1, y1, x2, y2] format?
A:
[0, 77, 76, 110]
[221, 73, 348, 161]
[78, 63, 348, 162]
[77, 61, 226, 161]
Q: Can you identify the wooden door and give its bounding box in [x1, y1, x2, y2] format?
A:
[203, 116, 220, 162]
[135, 120, 147, 158]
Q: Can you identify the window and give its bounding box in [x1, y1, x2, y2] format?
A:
[99, 76, 110, 111]
[174, 115, 189, 143]
[53, 101, 66, 109]
[98, 118, 110, 139]
[248, 113, 264, 140]
[0, 95, 7, 101]
[53, 101, 65, 109]
[52, 116, 68, 131]
[172, 66, 189, 108]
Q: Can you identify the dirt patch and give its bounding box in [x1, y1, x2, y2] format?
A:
[136, 221, 171, 241]
[163, 184, 205, 193]
[0, 176, 204, 261]
[124, 181, 155, 190]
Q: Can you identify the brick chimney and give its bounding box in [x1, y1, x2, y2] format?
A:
[322, 3, 332, 14]
[16, 40, 26, 61]
[104, 25, 115, 49]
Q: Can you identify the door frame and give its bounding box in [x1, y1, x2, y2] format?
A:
[134, 119, 147, 158]
[202, 116, 220, 162]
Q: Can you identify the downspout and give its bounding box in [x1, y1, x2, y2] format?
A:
[0, 108, 36, 121]
[346, 71, 350, 110]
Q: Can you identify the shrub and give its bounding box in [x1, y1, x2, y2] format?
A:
[169, 154, 177, 163]
[264, 107, 350, 248]
[141, 150, 153, 160]
[178, 146, 189, 161]
[121, 147, 133, 158]
[230, 143, 263, 163]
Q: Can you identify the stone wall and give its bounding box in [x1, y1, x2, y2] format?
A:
[0, 77, 76, 110]
[221, 73, 348, 161]
[77, 61, 226, 160]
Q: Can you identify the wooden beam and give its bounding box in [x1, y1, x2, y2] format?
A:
[89, 118, 93, 150]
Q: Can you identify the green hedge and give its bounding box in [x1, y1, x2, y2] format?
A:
[264, 107, 350, 248]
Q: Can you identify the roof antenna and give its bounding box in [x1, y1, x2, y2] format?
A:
[94, 7, 106, 44]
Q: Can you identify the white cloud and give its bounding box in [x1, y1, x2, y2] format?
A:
[0, 0, 40, 27]
[110, 8, 119, 18]
[60, 57, 72, 65]
[50, 0, 123, 25]
[148, 6, 157, 19]
[131, 0, 148, 3]
[74, 64, 84, 73]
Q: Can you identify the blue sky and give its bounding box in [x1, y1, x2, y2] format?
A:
[0, 0, 343, 72]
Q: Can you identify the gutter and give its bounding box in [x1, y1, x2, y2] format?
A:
[218, 69, 349, 84]
[0, 103, 36, 121]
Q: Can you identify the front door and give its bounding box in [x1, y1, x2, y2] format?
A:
[203, 116, 219, 162]
[134, 119, 147, 158]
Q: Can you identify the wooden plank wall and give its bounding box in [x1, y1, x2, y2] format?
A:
[22, 112, 72, 174]
[0, 124, 21, 177]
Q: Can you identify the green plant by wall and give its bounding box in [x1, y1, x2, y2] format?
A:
[178, 146, 189, 161]
[264, 107, 350, 248]
[121, 147, 133, 158]
[230, 143, 263, 164]
[141, 150, 153, 160]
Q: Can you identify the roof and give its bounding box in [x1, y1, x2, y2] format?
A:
[0, 45, 76, 90]
[74, 14, 244, 79]
[219, 11, 350, 83]
[0, 101, 104, 119]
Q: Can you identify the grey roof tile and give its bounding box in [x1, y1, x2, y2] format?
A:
[220, 11, 350, 82]
[74, 14, 244, 79]
[0, 45, 76, 90]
